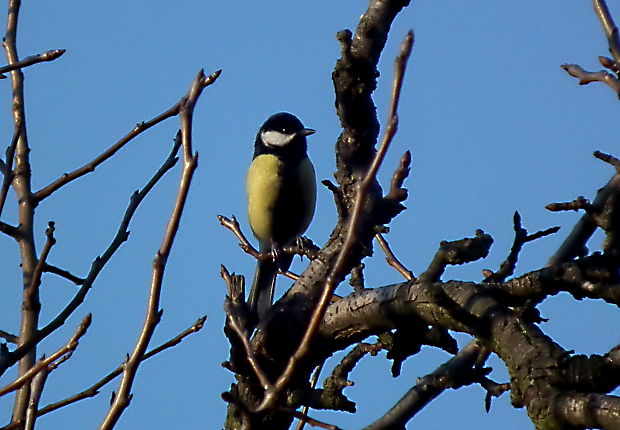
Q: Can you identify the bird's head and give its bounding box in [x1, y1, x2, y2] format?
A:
[255, 112, 314, 159]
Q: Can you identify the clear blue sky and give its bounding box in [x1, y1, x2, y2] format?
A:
[0, 1, 618, 429]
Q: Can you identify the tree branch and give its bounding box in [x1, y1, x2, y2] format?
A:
[3, 0, 41, 420]
[0, 128, 183, 377]
[0, 48, 64, 78]
[363, 340, 486, 430]
[32, 68, 220, 203]
[0, 316, 205, 430]
[99, 69, 219, 430]
[0, 314, 91, 397]
[259, 30, 414, 413]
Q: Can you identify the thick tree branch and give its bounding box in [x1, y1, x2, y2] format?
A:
[3, 0, 41, 421]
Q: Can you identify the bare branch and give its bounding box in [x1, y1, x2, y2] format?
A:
[294, 364, 324, 430]
[363, 340, 486, 430]
[548, 156, 620, 265]
[595, 150, 620, 172]
[0, 48, 64, 78]
[0, 316, 205, 430]
[0, 314, 91, 397]
[222, 266, 271, 389]
[0, 124, 20, 218]
[375, 232, 415, 281]
[27, 221, 56, 297]
[24, 365, 48, 430]
[0, 131, 183, 377]
[552, 391, 620, 429]
[3, 0, 42, 419]
[484, 212, 559, 283]
[561, 64, 620, 96]
[0, 220, 19, 239]
[260, 30, 414, 412]
[0, 330, 18, 344]
[593, 0, 620, 62]
[33, 69, 221, 203]
[218, 214, 262, 260]
[99, 69, 219, 430]
[274, 406, 341, 430]
[419, 230, 493, 282]
[42, 263, 85, 286]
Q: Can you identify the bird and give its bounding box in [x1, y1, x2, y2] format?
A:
[246, 112, 316, 319]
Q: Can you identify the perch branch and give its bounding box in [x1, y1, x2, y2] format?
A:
[260, 30, 414, 412]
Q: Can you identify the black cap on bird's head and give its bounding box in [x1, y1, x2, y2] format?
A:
[254, 112, 314, 160]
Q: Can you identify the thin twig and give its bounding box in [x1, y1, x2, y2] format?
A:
[27, 222, 56, 298]
[595, 150, 620, 172]
[0, 316, 205, 430]
[295, 363, 324, 430]
[24, 364, 47, 430]
[548, 171, 620, 265]
[221, 266, 271, 389]
[99, 69, 219, 430]
[0, 330, 18, 344]
[0, 220, 20, 239]
[259, 31, 414, 412]
[0, 314, 91, 397]
[42, 263, 85, 285]
[484, 212, 559, 283]
[0, 129, 183, 377]
[217, 214, 262, 259]
[561, 64, 620, 95]
[375, 233, 415, 281]
[275, 406, 341, 430]
[0, 48, 65, 78]
[33, 68, 220, 203]
[363, 340, 484, 430]
[0, 124, 20, 218]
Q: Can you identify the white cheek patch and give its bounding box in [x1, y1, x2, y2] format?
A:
[261, 130, 295, 147]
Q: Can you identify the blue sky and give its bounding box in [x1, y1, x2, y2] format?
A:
[0, 1, 618, 429]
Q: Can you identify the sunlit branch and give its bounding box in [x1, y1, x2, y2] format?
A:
[0, 48, 64, 78]
[259, 30, 414, 412]
[99, 69, 219, 430]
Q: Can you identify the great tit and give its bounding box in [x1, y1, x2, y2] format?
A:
[246, 112, 316, 319]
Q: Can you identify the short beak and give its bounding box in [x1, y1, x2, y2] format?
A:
[299, 128, 315, 137]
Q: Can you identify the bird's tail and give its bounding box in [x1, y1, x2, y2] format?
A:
[248, 258, 277, 320]
[248, 246, 293, 320]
